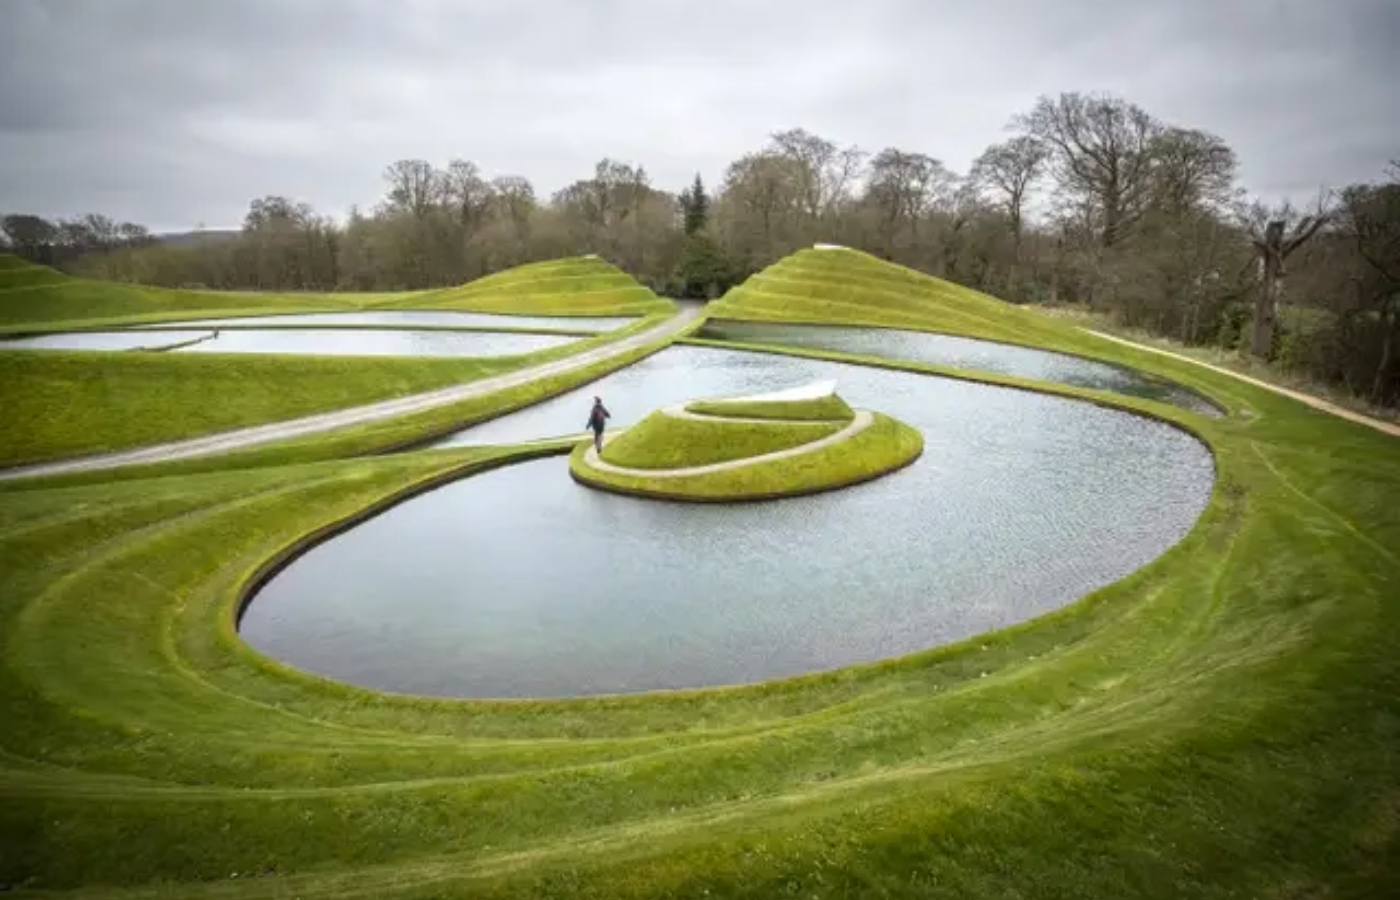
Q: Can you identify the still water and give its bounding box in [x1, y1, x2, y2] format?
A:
[242, 346, 1214, 698]
[141, 311, 638, 331]
[2, 328, 577, 357]
[699, 320, 1220, 416]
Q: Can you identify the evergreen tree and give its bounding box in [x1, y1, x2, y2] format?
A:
[680, 174, 709, 235]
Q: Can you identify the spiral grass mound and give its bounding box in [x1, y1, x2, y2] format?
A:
[569, 381, 923, 501]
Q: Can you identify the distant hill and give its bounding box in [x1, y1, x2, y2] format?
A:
[154, 229, 241, 247]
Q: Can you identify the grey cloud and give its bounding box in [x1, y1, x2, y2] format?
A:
[1, 0, 1396, 230]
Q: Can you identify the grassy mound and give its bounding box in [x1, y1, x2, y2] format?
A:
[573, 387, 922, 501]
[599, 410, 844, 469]
[384, 255, 674, 317]
[687, 392, 855, 421]
[0, 253, 670, 333]
[575, 411, 922, 501]
[0, 254, 368, 333]
[709, 245, 1105, 350]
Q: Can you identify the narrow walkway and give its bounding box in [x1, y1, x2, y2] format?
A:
[0, 307, 704, 482]
[1085, 330, 1400, 439]
[583, 409, 874, 479]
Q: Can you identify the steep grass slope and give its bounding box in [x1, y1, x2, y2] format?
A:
[0, 248, 1396, 897]
[396, 255, 674, 316]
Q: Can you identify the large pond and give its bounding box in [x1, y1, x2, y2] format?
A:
[699, 320, 1220, 416]
[1, 328, 577, 358]
[139, 311, 637, 332]
[242, 346, 1214, 698]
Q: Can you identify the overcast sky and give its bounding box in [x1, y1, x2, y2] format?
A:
[2, 0, 1396, 232]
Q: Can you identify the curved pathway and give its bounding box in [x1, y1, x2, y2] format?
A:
[582, 408, 873, 479]
[0, 307, 704, 483]
[1085, 329, 1400, 438]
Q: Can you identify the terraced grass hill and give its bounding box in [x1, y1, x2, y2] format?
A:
[385, 255, 674, 316]
[706, 245, 1254, 411]
[0, 255, 362, 333]
[571, 382, 922, 501]
[709, 245, 1086, 350]
[0, 254, 671, 333]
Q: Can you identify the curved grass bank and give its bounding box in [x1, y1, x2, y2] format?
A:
[0, 250, 1396, 896]
[570, 385, 921, 502]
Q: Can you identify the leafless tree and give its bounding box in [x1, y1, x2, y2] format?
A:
[442, 160, 493, 233]
[1018, 93, 1161, 247]
[1338, 165, 1400, 399]
[1242, 195, 1331, 358]
[970, 136, 1047, 251]
[1152, 127, 1238, 213]
[383, 159, 441, 218]
[865, 148, 955, 246]
[768, 128, 865, 223]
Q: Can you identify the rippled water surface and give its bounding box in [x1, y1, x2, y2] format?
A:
[3, 328, 577, 357]
[242, 346, 1214, 698]
[141, 311, 638, 331]
[699, 320, 1220, 416]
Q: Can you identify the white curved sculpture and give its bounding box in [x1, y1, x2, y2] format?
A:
[708, 380, 838, 405]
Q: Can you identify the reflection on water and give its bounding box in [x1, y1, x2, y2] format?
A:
[2, 328, 577, 358]
[699, 320, 1219, 416]
[244, 346, 1214, 698]
[142, 311, 637, 331]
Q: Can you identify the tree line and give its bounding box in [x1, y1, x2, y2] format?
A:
[4, 92, 1397, 406]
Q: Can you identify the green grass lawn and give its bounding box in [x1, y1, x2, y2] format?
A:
[0, 350, 532, 468]
[577, 410, 923, 500]
[0, 248, 1397, 897]
[687, 392, 855, 421]
[599, 411, 844, 469]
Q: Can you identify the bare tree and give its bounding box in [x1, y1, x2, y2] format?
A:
[716, 152, 804, 264]
[1338, 165, 1400, 400]
[442, 159, 493, 233]
[1152, 127, 1237, 213]
[383, 159, 441, 218]
[1018, 93, 1161, 247]
[1243, 195, 1331, 358]
[768, 128, 865, 224]
[490, 176, 536, 231]
[970, 136, 1047, 252]
[865, 148, 955, 247]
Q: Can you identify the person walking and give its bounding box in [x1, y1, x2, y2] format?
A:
[586, 396, 611, 453]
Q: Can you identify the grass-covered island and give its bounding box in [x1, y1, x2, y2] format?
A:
[569, 381, 924, 501]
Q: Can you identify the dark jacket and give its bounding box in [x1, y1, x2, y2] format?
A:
[587, 403, 611, 431]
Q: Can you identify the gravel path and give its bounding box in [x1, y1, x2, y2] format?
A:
[0, 308, 703, 482]
[1085, 330, 1400, 439]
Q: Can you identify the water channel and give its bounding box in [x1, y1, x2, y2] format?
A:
[242, 345, 1214, 698]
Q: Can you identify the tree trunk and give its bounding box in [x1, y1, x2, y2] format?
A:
[1251, 221, 1286, 358]
[1374, 304, 1396, 403]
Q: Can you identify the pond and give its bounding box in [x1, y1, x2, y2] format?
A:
[698, 320, 1220, 416]
[1, 328, 578, 358]
[241, 346, 1214, 698]
[138, 311, 638, 332]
